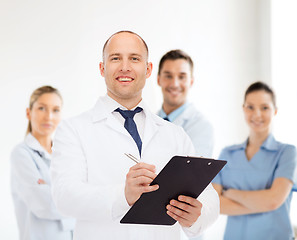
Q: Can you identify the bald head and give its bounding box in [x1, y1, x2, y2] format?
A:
[99, 30, 153, 109]
[102, 31, 149, 62]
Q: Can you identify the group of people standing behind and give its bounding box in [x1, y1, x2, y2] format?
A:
[10, 31, 297, 240]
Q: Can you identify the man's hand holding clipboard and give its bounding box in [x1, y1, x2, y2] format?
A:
[121, 155, 227, 226]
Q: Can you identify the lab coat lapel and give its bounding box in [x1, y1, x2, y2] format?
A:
[142, 111, 162, 152]
[92, 98, 130, 137]
[105, 114, 130, 137]
[25, 134, 51, 169]
[173, 103, 193, 126]
[92, 96, 163, 149]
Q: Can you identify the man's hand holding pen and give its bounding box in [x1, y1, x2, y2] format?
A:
[125, 162, 159, 206]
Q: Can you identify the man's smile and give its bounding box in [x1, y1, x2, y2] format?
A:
[116, 76, 134, 82]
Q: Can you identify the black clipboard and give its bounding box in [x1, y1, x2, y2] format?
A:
[120, 156, 226, 225]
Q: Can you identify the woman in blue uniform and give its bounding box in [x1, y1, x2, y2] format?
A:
[213, 81, 297, 240]
[10, 86, 75, 240]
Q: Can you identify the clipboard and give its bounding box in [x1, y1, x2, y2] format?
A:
[120, 156, 226, 225]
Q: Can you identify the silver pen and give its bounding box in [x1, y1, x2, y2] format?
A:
[124, 153, 140, 164]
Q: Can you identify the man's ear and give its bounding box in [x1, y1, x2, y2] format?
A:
[157, 75, 161, 86]
[99, 62, 104, 77]
[190, 77, 194, 87]
[146, 62, 153, 79]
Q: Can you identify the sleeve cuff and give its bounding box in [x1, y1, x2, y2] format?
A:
[182, 183, 220, 238]
[111, 184, 131, 221]
[181, 203, 205, 238]
[60, 218, 76, 231]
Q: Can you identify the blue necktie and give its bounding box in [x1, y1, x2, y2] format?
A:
[163, 116, 170, 121]
[115, 107, 143, 156]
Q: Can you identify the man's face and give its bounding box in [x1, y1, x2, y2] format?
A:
[99, 32, 152, 107]
[158, 59, 193, 111]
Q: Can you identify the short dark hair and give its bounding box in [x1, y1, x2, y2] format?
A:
[244, 81, 276, 107]
[102, 30, 149, 61]
[158, 49, 194, 76]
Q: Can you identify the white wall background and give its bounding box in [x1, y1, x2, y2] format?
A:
[0, 0, 296, 239]
[271, 0, 297, 231]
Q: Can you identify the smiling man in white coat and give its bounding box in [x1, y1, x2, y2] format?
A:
[51, 31, 219, 240]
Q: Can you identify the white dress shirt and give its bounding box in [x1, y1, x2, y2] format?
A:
[103, 95, 146, 139]
[10, 133, 75, 240]
[51, 95, 219, 240]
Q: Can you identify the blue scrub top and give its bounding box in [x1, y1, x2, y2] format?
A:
[213, 134, 297, 240]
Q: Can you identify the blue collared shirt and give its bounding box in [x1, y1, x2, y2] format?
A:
[158, 103, 189, 122]
[213, 134, 297, 240]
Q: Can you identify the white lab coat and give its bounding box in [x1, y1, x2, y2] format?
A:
[158, 103, 214, 158]
[51, 96, 219, 240]
[10, 133, 75, 240]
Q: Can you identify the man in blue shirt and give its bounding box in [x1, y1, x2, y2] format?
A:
[157, 50, 215, 240]
[157, 50, 214, 158]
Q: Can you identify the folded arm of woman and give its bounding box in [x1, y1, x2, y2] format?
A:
[214, 177, 293, 216]
[213, 183, 255, 216]
[222, 177, 293, 213]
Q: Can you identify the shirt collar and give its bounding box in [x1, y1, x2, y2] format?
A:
[261, 134, 279, 151]
[227, 141, 247, 151]
[24, 133, 52, 159]
[228, 134, 279, 151]
[159, 102, 189, 122]
[92, 94, 148, 122]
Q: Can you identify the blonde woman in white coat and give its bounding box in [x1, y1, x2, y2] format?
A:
[10, 86, 75, 240]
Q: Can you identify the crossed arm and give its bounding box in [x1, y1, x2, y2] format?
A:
[213, 177, 293, 216]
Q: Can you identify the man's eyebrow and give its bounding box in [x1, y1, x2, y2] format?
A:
[108, 53, 143, 58]
[108, 53, 121, 58]
[130, 53, 142, 57]
[162, 71, 172, 74]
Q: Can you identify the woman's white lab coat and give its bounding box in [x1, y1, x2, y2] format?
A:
[10, 133, 75, 240]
